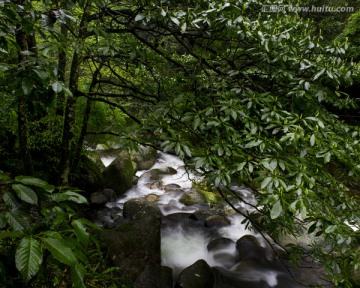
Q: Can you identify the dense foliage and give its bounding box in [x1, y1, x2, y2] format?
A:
[0, 0, 359, 286]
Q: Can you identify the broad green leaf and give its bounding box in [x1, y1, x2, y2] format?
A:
[135, 13, 145, 21]
[62, 191, 88, 204]
[71, 220, 89, 247]
[6, 209, 30, 231]
[244, 140, 263, 148]
[15, 237, 43, 283]
[43, 238, 77, 266]
[0, 230, 23, 241]
[270, 200, 282, 219]
[310, 134, 315, 146]
[51, 81, 63, 93]
[15, 176, 55, 193]
[70, 263, 86, 288]
[261, 177, 272, 189]
[170, 16, 180, 26]
[12, 184, 38, 205]
[324, 151, 331, 163]
[3, 191, 21, 209]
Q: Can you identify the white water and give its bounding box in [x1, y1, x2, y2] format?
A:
[99, 152, 286, 287]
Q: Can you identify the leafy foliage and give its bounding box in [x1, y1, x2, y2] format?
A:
[0, 172, 107, 287]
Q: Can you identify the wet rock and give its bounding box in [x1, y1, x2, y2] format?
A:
[235, 235, 268, 263]
[180, 188, 207, 206]
[146, 194, 160, 202]
[189, 209, 212, 222]
[131, 146, 158, 171]
[164, 183, 182, 192]
[102, 152, 134, 196]
[134, 265, 172, 288]
[212, 252, 237, 269]
[123, 198, 161, 220]
[174, 259, 215, 288]
[204, 215, 231, 228]
[207, 237, 235, 251]
[146, 180, 163, 190]
[90, 192, 108, 206]
[72, 155, 104, 194]
[100, 214, 162, 285]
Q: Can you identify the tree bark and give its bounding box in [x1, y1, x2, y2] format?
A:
[58, 1, 91, 184]
[15, 0, 34, 175]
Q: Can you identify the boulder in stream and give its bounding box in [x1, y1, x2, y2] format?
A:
[123, 197, 161, 220]
[174, 259, 215, 288]
[180, 188, 207, 206]
[102, 152, 134, 196]
[204, 214, 231, 228]
[100, 213, 162, 286]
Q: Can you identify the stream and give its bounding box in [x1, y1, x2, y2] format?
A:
[97, 151, 330, 287]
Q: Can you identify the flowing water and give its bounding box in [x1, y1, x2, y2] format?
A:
[100, 152, 325, 287]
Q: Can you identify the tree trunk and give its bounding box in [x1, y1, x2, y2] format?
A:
[15, 0, 34, 175]
[58, 2, 91, 184]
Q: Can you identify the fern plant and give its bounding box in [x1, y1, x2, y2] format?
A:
[0, 171, 100, 287]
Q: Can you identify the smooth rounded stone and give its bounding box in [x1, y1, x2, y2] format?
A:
[131, 146, 157, 171]
[174, 259, 215, 288]
[134, 265, 173, 288]
[204, 215, 231, 228]
[189, 209, 212, 222]
[102, 152, 134, 196]
[96, 207, 111, 219]
[123, 198, 161, 220]
[103, 188, 116, 201]
[145, 194, 160, 202]
[164, 183, 182, 192]
[212, 252, 237, 269]
[179, 188, 207, 206]
[142, 167, 177, 182]
[207, 237, 235, 252]
[149, 180, 164, 190]
[90, 192, 108, 206]
[235, 235, 268, 263]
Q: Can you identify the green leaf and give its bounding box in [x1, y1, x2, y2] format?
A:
[63, 191, 88, 204]
[0, 171, 12, 183]
[135, 13, 145, 21]
[310, 134, 315, 146]
[261, 177, 272, 189]
[51, 81, 63, 93]
[270, 200, 282, 219]
[170, 16, 180, 26]
[6, 209, 29, 231]
[15, 237, 43, 283]
[43, 238, 77, 266]
[3, 191, 21, 209]
[15, 176, 55, 193]
[71, 220, 89, 247]
[70, 263, 86, 288]
[12, 184, 38, 205]
[244, 140, 263, 148]
[22, 78, 33, 95]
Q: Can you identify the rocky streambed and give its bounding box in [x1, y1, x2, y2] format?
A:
[90, 150, 333, 288]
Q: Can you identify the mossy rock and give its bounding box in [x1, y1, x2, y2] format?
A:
[180, 188, 207, 206]
[102, 152, 135, 196]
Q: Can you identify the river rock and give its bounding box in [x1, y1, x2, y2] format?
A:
[72, 155, 104, 194]
[204, 215, 231, 228]
[123, 197, 161, 220]
[207, 237, 235, 251]
[100, 214, 162, 285]
[235, 235, 269, 263]
[90, 191, 108, 206]
[180, 188, 207, 206]
[174, 259, 215, 288]
[164, 183, 182, 192]
[189, 209, 212, 222]
[102, 152, 134, 196]
[134, 265, 172, 288]
[131, 146, 158, 171]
